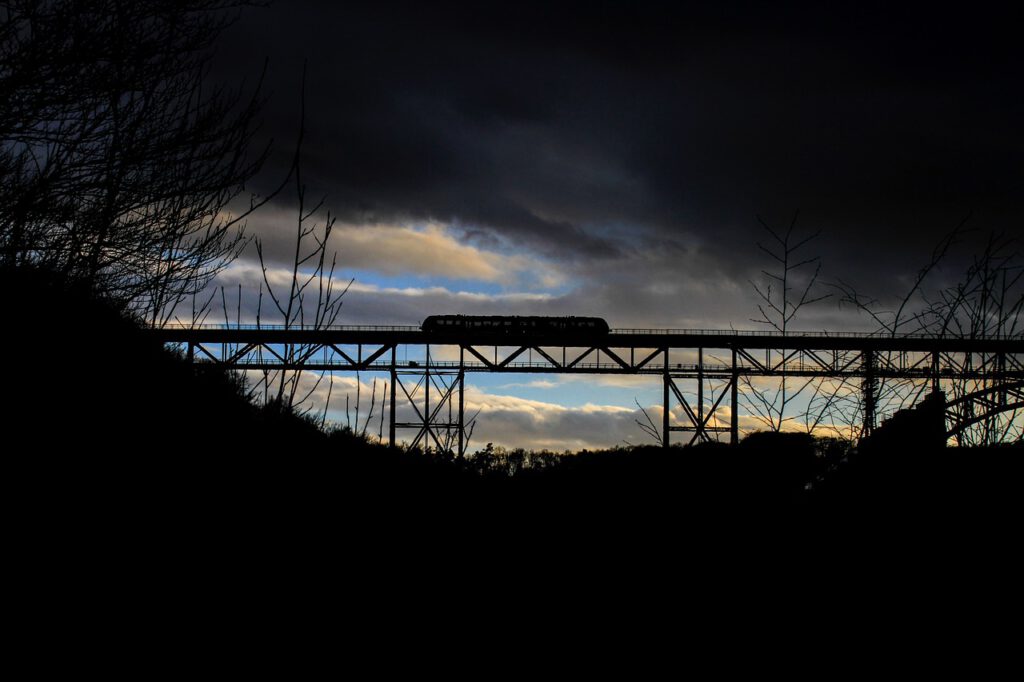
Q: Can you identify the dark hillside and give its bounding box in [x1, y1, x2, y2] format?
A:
[5, 267, 315, 454]
[1, 267, 830, 519]
[2, 268, 481, 531]
[6, 266, 1020, 568]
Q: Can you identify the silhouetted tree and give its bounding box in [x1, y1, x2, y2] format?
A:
[835, 220, 1024, 444]
[929, 234, 1023, 444]
[243, 70, 355, 419]
[743, 212, 831, 432]
[0, 1, 268, 323]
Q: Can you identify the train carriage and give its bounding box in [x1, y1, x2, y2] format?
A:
[422, 315, 609, 336]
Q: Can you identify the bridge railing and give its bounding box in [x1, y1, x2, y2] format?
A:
[610, 328, 926, 338]
[157, 323, 422, 331]
[153, 322, 1020, 341]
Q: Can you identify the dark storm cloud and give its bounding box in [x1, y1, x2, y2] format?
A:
[218, 1, 1023, 282]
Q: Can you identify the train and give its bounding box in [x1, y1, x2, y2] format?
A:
[422, 315, 610, 336]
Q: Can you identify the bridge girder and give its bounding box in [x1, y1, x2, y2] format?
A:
[157, 328, 1024, 447]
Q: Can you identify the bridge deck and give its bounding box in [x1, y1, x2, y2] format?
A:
[150, 325, 1024, 354]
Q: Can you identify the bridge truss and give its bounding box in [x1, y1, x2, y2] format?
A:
[152, 326, 1024, 454]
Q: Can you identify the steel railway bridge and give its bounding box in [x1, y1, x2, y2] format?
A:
[151, 325, 1024, 455]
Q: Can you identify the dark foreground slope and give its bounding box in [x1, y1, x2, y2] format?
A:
[3, 267, 481, 516]
[8, 267, 1024, 657]
[6, 267, 1021, 558]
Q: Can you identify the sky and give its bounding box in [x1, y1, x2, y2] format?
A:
[202, 1, 1023, 449]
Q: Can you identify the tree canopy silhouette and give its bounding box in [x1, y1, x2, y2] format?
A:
[0, 0, 267, 322]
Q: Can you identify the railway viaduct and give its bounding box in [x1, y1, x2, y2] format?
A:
[151, 324, 1024, 455]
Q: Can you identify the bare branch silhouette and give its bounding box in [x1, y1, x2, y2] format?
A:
[634, 398, 662, 443]
[244, 65, 354, 421]
[743, 211, 831, 432]
[0, 1, 277, 324]
[830, 218, 1023, 445]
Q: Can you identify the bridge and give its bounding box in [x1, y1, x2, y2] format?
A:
[151, 325, 1024, 454]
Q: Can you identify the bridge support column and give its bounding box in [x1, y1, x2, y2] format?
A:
[731, 347, 739, 445]
[697, 347, 704, 440]
[862, 349, 876, 439]
[662, 346, 733, 447]
[423, 345, 430, 446]
[389, 346, 397, 448]
[390, 345, 466, 454]
[662, 348, 670, 448]
[458, 347, 465, 458]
